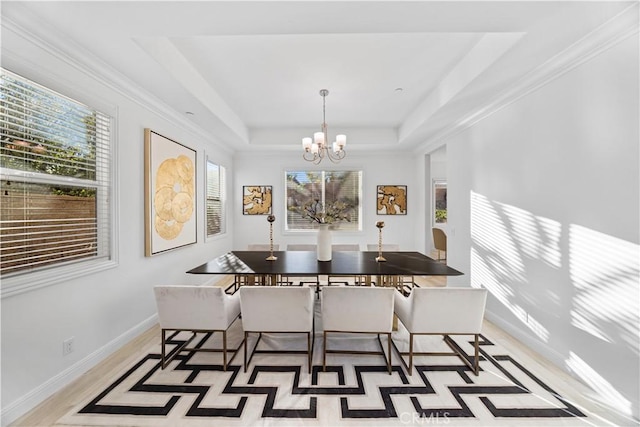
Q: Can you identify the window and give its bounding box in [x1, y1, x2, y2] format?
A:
[285, 170, 361, 231]
[206, 159, 226, 237]
[433, 179, 447, 224]
[0, 69, 112, 282]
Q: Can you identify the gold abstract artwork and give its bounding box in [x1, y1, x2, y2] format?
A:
[377, 185, 407, 215]
[154, 155, 195, 239]
[243, 186, 272, 215]
[144, 129, 197, 256]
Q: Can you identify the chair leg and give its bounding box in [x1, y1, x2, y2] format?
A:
[244, 331, 248, 373]
[474, 334, 479, 375]
[408, 333, 414, 375]
[222, 330, 228, 371]
[387, 332, 392, 375]
[307, 332, 312, 374]
[323, 331, 327, 372]
[161, 329, 167, 369]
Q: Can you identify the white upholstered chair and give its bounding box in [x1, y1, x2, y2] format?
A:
[285, 244, 320, 289]
[328, 244, 361, 286]
[393, 287, 488, 375]
[332, 244, 360, 251]
[237, 244, 282, 287]
[154, 285, 241, 370]
[365, 244, 413, 290]
[247, 244, 279, 251]
[366, 244, 400, 251]
[239, 286, 315, 373]
[321, 286, 395, 374]
[286, 244, 317, 251]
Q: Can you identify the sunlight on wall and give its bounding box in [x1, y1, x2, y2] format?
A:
[471, 190, 639, 418]
[569, 224, 640, 354]
[470, 192, 525, 281]
[471, 248, 550, 342]
[567, 351, 632, 416]
[471, 247, 515, 301]
[470, 191, 556, 342]
[501, 204, 562, 269]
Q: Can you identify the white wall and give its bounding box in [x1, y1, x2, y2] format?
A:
[0, 24, 234, 425]
[233, 152, 424, 252]
[446, 35, 639, 419]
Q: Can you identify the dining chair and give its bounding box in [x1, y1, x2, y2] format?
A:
[286, 244, 317, 251]
[328, 244, 361, 286]
[432, 228, 447, 262]
[365, 244, 414, 291]
[154, 285, 242, 370]
[366, 244, 400, 251]
[285, 244, 320, 290]
[247, 243, 279, 251]
[240, 286, 315, 373]
[392, 287, 488, 375]
[231, 244, 283, 290]
[332, 244, 360, 251]
[321, 286, 395, 374]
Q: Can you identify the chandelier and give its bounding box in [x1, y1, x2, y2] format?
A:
[302, 89, 346, 164]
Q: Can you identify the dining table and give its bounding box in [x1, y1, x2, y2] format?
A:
[187, 250, 463, 290]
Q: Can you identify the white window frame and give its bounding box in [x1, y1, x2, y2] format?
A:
[205, 156, 226, 239]
[284, 170, 362, 233]
[433, 179, 447, 226]
[0, 69, 117, 298]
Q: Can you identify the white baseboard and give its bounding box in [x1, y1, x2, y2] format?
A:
[484, 309, 640, 424]
[484, 309, 568, 368]
[1, 314, 158, 427]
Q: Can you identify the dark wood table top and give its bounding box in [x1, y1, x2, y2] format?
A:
[187, 251, 463, 277]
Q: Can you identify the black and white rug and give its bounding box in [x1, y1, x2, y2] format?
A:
[60, 312, 592, 426]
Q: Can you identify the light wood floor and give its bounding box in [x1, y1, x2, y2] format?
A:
[10, 275, 633, 427]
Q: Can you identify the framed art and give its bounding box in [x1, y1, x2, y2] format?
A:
[243, 185, 272, 215]
[144, 129, 197, 256]
[377, 185, 407, 215]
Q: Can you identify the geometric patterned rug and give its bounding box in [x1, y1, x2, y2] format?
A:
[58, 302, 592, 427]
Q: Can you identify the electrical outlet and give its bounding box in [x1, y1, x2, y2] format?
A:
[63, 337, 74, 356]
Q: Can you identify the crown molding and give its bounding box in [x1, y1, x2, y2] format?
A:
[416, 2, 639, 155]
[1, 14, 233, 156]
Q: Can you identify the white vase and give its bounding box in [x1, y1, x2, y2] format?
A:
[317, 223, 332, 261]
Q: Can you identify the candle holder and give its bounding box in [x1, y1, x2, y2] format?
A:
[375, 221, 386, 262]
[266, 215, 277, 261]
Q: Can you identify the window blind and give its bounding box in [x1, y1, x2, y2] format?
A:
[285, 170, 361, 231]
[206, 160, 225, 236]
[0, 69, 112, 277]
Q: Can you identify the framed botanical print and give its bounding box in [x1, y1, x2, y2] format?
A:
[376, 185, 407, 215]
[144, 129, 197, 256]
[243, 185, 273, 215]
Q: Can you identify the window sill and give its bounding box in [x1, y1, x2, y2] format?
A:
[0, 258, 118, 299]
[282, 229, 364, 237]
[205, 231, 229, 244]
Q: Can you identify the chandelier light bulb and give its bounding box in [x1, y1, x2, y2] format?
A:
[313, 131, 325, 147]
